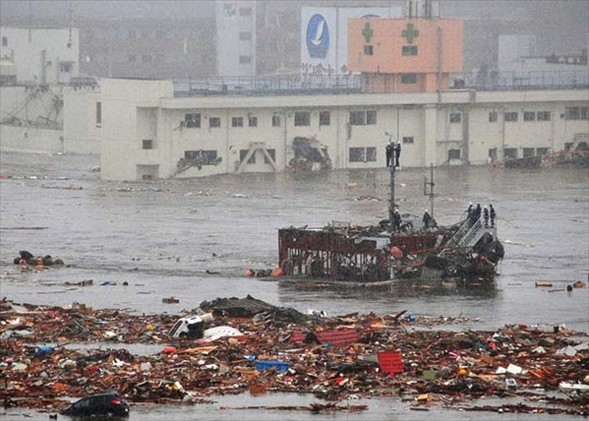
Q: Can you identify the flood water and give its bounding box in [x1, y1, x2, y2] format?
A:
[0, 151, 588, 421]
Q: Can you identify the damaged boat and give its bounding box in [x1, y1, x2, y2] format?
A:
[276, 160, 504, 291]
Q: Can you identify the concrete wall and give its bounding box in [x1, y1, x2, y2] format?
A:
[62, 88, 100, 155]
[0, 125, 63, 153]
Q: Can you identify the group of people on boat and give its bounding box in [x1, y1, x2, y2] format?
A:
[466, 203, 496, 227]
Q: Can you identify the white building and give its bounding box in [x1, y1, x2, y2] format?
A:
[0, 26, 80, 85]
[498, 34, 588, 87]
[300, 6, 402, 77]
[215, 1, 256, 78]
[95, 78, 588, 181]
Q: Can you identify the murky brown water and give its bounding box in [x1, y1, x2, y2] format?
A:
[1, 151, 587, 420]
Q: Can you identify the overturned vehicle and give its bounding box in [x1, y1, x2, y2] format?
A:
[287, 137, 332, 172]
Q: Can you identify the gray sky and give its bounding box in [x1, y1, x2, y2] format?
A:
[1, 0, 587, 54]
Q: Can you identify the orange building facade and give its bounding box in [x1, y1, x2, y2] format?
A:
[348, 18, 464, 93]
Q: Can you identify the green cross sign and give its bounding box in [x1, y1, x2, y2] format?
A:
[402, 23, 419, 44]
[362, 22, 373, 43]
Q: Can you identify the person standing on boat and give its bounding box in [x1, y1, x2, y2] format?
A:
[475, 203, 482, 221]
[386, 143, 393, 167]
[394, 142, 401, 168]
[422, 209, 432, 229]
[489, 204, 496, 227]
[467, 202, 473, 218]
[483, 206, 490, 227]
[394, 208, 402, 232]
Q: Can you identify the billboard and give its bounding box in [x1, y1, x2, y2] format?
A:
[301, 6, 402, 77]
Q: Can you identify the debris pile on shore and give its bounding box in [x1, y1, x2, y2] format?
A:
[1, 296, 587, 416]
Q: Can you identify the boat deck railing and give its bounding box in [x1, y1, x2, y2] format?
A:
[448, 217, 497, 250]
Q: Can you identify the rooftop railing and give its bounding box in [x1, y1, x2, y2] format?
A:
[173, 70, 588, 98]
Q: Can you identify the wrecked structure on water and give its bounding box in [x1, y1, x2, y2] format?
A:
[277, 160, 504, 288]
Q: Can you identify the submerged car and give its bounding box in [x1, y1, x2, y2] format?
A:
[61, 391, 130, 417]
[168, 313, 213, 339]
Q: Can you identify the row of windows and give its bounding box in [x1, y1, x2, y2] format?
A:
[176, 108, 587, 130]
[183, 110, 378, 129]
[363, 44, 418, 56]
[486, 107, 587, 123]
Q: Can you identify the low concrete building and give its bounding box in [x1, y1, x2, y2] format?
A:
[96, 78, 588, 181]
[0, 26, 79, 85]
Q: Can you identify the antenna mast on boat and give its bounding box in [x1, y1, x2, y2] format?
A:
[385, 132, 397, 232]
[424, 163, 436, 219]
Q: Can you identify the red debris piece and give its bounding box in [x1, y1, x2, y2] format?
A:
[377, 350, 403, 376]
[316, 329, 360, 347]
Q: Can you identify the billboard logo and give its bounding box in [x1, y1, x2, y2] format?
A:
[306, 14, 329, 59]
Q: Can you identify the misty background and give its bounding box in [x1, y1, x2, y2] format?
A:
[0, 0, 587, 79]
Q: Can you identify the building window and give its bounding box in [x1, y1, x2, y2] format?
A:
[209, 117, 221, 128]
[1, 36, 7, 47]
[239, 32, 252, 41]
[239, 7, 252, 16]
[537, 111, 551, 121]
[59, 62, 72, 73]
[564, 106, 588, 120]
[239, 55, 252, 64]
[489, 111, 498, 122]
[450, 112, 462, 123]
[402, 45, 418, 56]
[264, 149, 276, 164]
[185, 150, 219, 165]
[523, 147, 535, 157]
[523, 111, 536, 121]
[239, 150, 255, 164]
[402, 136, 414, 144]
[142, 139, 153, 150]
[400, 74, 417, 84]
[504, 148, 518, 159]
[184, 113, 201, 128]
[488, 148, 497, 161]
[448, 149, 461, 160]
[96, 102, 102, 125]
[231, 117, 244, 127]
[536, 147, 550, 156]
[504, 112, 518, 122]
[349, 147, 377, 162]
[294, 111, 311, 126]
[248, 116, 257, 127]
[272, 114, 281, 127]
[363, 45, 373, 55]
[349, 110, 377, 125]
[319, 111, 330, 126]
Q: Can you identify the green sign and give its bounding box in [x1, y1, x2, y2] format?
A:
[402, 23, 419, 44]
[362, 22, 373, 44]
